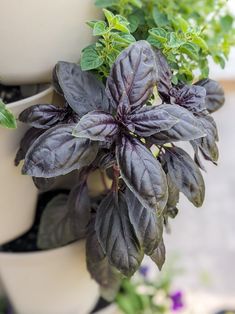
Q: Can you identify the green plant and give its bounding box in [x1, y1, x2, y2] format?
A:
[82, 0, 235, 83]
[0, 99, 17, 129]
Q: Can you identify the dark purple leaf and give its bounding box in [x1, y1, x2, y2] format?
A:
[37, 184, 91, 249]
[19, 104, 67, 129]
[125, 188, 163, 255]
[73, 111, 119, 142]
[192, 114, 219, 162]
[117, 91, 131, 119]
[106, 41, 157, 112]
[116, 135, 168, 213]
[149, 104, 206, 144]
[154, 49, 172, 102]
[169, 85, 207, 113]
[164, 147, 205, 207]
[95, 191, 143, 277]
[165, 174, 180, 212]
[190, 140, 206, 171]
[150, 239, 166, 270]
[86, 216, 121, 301]
[129, 105, 178, 137]
[94, 151, 116, 170]
[32, 177, 56, 191]
[22, 124, 99, 178]
[195, 79, 225, 113]
[15, 127, 45, 166]
[54, 62, 112, 116]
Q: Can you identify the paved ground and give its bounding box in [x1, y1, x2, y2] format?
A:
[165, 90, 235, 312]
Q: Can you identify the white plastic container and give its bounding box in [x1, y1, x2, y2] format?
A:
[0, 87, 54, 245]
[0, 241, 99, 314]
[0, 0, 101, 85]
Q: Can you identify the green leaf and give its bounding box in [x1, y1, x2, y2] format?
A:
[81, 45, 103, 71]
[128, 14, 141, 33]
[93, 21, 108, 36]
[180, 42, 199, 60]
[0, 100, 17, 129]
[103, 9, 115, 26]
[153, 6, 169, 27]
[220, 15, 234, 32]
[112, 15, 130, 33]
[167, 32, 184, 48]
[148, 28, 167, 43]
[173, 16, 189, 33]
[191, 35, 208, 51]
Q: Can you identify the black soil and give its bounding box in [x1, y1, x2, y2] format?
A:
[0, 84, 22, 104]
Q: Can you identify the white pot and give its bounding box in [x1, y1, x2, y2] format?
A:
[0, 0, 101, 85]
[0, 87, 54, 245]
[0, 241, 99, 314]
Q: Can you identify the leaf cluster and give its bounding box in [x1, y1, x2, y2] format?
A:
[87, 0, 235, 83]
[16, 41, 225, 298]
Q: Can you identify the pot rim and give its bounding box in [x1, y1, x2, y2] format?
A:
[7, 86, 54, 110]
[0, 241, 82, 260]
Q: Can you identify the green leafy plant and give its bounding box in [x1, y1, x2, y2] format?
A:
[84, 0, 235, 83]
[0, 99, 17, 129]
[81, 9, 136, 77]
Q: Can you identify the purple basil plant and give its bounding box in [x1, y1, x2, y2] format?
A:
[16, 40, 225, 299]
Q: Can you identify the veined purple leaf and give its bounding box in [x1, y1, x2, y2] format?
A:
[129, 105, 178, 137]
[170, 85, 207, 114]
[106, 41, 158, 112]
[19, 104, 67, 129]
[195, 79, 225, 113]
[86, 215, 121, 301]
[150, 239, 166, 270]
[23, 124, 98, 178]
[154, 49, 172, 102]
[37, 187, 90, 249]
[149, 104, 206, 144]
[54, 62, 112, 116]
[192, 114, 219, 162]
[164, 146, 205, 207]
[15, 127, 45, 166]
[73, 111, 119, 142]
[125, 188, 163, 255]
[95, 191, 143, 277]
[116, 135, 168, 213]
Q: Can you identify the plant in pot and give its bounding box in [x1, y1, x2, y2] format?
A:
[0, 0, 102, 245]
[0, 1, 234, 313]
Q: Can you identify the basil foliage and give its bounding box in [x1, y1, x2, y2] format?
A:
[16, 41, 225, 298]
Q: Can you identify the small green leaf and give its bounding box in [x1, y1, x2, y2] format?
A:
[81, 45, 103, 71]
[93, 21, 108, 36]
[103, 9, 115, 26]
[0, 100, 17, 129]
[153, 6, 169, 27]
[148, 28, 167, 43]
[180, 42, 199, 60]
[220, 15, 234, 32]
[112, 15, 130, 33]
[173, 17, 189, 33]
[128, 14, 140, 33]
[167, 32, 184, 48]
[191, 35, 208, 51]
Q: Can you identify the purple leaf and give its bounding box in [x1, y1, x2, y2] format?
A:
[19, 104, 67, 129]
[15, 127, 45, 166]
[86, 215, 121, 301]
[170, 85, 207, 113]
[95, 191, 143, 277]
[23, 124, 98, 178]
[154, 49, 172, 102]
[129, 105, 178, 137]
[106, 41, 157, 112]
[73, 111, 119, 142]
[116, 135, 168, 213]
[149, 104, 206, 144]
[125, 188, 164, 255]
[192, 114, 219, 163]
[164, 146, 205, 207]
[195, 79, 225, 113]
[150, 239, 166, 270]
[54, 62, 112, 116]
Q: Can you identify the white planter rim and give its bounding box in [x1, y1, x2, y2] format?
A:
[7, 86, 54, 110]
[0, 241, 79, 260]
